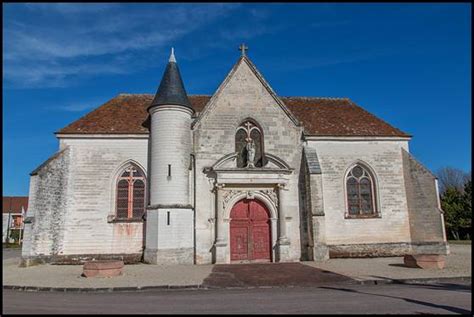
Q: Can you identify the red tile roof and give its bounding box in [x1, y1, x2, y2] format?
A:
[56, 94, 410, 137]
[3, 197, 28, 214]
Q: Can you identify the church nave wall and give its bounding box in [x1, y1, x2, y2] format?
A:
[56, 137, 148, 257]
[306, 139, 412, 249]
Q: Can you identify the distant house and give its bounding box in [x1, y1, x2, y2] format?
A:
[3, 196, 28, 243]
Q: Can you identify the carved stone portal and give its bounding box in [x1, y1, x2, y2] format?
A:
[221, 188, 278, 212]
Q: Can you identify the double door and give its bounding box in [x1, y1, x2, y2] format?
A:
[230, 199, 271, 262]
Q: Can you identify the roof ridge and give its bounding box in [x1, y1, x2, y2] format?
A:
[280, 96, 350, 100]
[118, 93, 153, 97]
[118, 93, 350, 100]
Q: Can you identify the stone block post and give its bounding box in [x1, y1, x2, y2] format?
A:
[214, 183, 227, 263]
[277, 183, 291, 261]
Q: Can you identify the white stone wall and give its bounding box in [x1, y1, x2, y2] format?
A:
[193, 59, 304, 263]
[148, 106, 193, 205]
[307, 139, 411, 246]
[22, 147, 71, 258]
[402, 149, 448, 254]
[57, 137, 148, 256]
[156, 208, 194, 249]
[144, 208, 194, 264]
[21, 175, 38, 257]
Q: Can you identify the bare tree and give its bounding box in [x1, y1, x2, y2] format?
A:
[436, 167, 471, 194]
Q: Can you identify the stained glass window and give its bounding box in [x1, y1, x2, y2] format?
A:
[116, 164, 146, 220]
[345, 164, 377, 216]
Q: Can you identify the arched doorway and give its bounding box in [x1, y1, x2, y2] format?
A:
[230, 199, 271, 262]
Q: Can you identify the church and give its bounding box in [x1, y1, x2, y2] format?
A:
[21, 46, 449, 266]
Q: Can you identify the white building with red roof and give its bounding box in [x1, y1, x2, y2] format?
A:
[3, 196, 28, 243]
[21, 48, 448, 266]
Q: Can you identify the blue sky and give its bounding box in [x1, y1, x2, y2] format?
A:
[3, 3, 471, 195]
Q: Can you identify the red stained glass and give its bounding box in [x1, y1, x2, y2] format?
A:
[116, 179, 129, 219]
[116, 164, 146, 220]
[133, 180, 145, 219]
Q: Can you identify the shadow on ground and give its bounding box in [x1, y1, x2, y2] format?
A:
[202, 263, 355, 288]
[319, 285, 472, 314]
[368, 277, 472, 293]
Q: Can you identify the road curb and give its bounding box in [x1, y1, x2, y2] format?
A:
[354, 276, 471, 286]
[3, 276, 470, 293]
[3, 284, 203, 293]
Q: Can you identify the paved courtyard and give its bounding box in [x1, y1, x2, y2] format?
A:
[202, 263, 355, 288]
[2, 244, 471, 290]
[304, 244, 471, 282]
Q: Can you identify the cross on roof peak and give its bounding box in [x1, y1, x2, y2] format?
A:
[239, 43, 248, 56]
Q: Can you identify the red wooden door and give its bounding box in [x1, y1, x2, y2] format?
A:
[230, 199, 271, 262]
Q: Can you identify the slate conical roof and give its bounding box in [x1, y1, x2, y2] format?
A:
[149, 48, 193, 111]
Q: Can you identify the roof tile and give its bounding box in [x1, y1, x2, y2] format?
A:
[56, 94, 409, 137]
[3, 197, 28, 214]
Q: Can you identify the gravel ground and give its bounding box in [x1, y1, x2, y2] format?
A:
[303, 244, 471, 282]
[2, 258, 213, 288]
[2, 248, 21, 260]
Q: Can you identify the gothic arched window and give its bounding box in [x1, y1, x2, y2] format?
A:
[345, 164, 378, 218]
[116, 164, 146, 220]
[235, 119, 265, 168]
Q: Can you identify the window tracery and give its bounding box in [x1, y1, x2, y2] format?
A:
[345, 164, 378, 218]
[116, 164, 146, 220]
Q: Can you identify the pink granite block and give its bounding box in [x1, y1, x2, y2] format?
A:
[403, 254, 446, 269]
[83, 260, 124, 277]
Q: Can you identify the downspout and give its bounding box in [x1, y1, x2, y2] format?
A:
[191, 153, 197, 264]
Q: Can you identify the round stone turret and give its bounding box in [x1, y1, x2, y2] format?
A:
[145, 48, 194, 264]
[147, 48, 193, 206]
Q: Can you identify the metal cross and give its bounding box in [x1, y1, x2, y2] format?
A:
[239, 43, 248, 56]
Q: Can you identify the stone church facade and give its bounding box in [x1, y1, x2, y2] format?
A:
[21, 49, 449, 266]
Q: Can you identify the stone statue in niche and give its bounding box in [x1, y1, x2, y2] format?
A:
[236, 120, 264, 168]
[246, 139, 256, 168]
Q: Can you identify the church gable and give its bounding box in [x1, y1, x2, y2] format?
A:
[193, 56, 303, 162]
[193, 56, 300, 130]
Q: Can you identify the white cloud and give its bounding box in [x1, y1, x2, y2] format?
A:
[3, 4, 240, 88]
[23, 3, 118, 13]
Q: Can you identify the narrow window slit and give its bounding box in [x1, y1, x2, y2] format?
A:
[167, 211, 170, 226]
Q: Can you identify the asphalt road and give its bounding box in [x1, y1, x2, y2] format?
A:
[3, 282, 471, 314]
